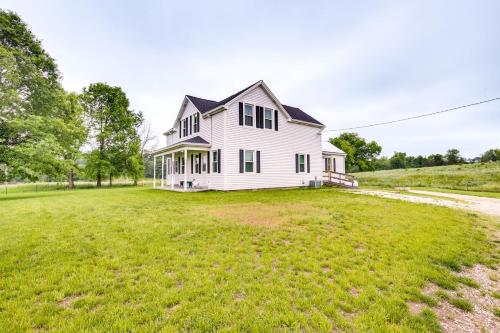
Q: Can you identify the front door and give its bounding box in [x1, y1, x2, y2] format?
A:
[324, 157, 332, 172]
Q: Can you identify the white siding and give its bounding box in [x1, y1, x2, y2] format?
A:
[222, 86, 322, 190]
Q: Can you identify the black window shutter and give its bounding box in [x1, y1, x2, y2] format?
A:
[307, 154, 310, 173]
[239, 149, 244, 173]
[189, 116, 192, 135]
[256, 151, 261, 173]
[198, 154, 201, 174]
[191, 154, 193, 173]
[255, 107, 260, 128]
[325, 158, 327, 171]
[260, 107, 264, 128]
[177, 157, 180, 173]
[295, 154, 299, 173]
[239, 102, 243, 126]
[207, 152, 210, 174]
[179, 122, 181, 138]
[274, 110, 278, 131]
[217, 149, 221, 173]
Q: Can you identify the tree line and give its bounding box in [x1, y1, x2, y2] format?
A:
[330, 132, 499, 173]
[0, 10, 150, 187]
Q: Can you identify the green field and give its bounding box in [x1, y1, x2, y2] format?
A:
[0, 187, 497, 332]
[354, 162, 500, 193]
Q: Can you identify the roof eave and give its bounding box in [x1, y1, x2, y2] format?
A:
[153, 142, 211, 155]
[288, 119, 324, 128]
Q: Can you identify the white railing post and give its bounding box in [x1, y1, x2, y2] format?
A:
[161, 155, 165, 188]
[171, 152, 175, 189]
[183, 148, 188, 190]
[153, 155, 156, 188]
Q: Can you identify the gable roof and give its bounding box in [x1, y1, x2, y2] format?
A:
[186, 82, 258, 114]
[322, 141, 346, 155]
[186, 81, 323, 126]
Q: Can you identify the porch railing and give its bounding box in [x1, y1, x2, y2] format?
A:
[323, 171, 356, 187]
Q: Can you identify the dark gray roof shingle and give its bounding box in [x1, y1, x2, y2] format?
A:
[186, 81, 323, 126]
[167, 136, 210, 148]
[282, 104, 323, 126]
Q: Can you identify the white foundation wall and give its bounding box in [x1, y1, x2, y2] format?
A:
[221, 86, 323, 190]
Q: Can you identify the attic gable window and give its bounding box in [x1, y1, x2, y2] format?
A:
[244, 103, 253, 126]
[264, 108, 273, 129]
[182, 118, 188, 137]
[193, 113, 200, 133]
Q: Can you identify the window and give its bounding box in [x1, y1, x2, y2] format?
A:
[202, 154, 207, 172]
[324, 157, 331, 171]
[182, 118, 188, 137]
[244, 103, 253, 126]
[264, 108, 272, 129]
[195, 154, 200, 173]
[299, 154, 305, 172]
[212, 150, 219, 173]
[174, 160, 178, 173]
[245, 150, 254, 172]
[194, 113, 200, 133]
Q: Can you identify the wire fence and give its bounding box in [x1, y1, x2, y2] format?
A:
[2, 179, 153, 195]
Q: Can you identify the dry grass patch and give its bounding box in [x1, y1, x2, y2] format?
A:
[209, 202, 328, 227]
[58, 294, 82, 309]
[412, 265, 500, 332]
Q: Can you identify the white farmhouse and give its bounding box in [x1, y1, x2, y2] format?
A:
[153, 81, 353, 191]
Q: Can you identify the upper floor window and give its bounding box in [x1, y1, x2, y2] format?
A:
[264, 108, 273, 129]
[182, 119, 188, 137]
[244, 103, 253, 126]
[180, 157, 185, 174]
[193, 113, 200, 133]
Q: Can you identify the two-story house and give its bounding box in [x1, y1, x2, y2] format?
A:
[152, 80, 349, 191]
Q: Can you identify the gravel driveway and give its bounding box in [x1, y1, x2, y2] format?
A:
[354, 189, 500, 217]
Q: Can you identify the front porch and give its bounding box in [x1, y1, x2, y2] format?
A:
[152, 137, 212, 191]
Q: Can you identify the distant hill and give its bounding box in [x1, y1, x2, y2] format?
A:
[354, 162, 500, 192]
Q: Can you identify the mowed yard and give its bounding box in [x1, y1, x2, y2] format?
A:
[0, 187, 497, 332]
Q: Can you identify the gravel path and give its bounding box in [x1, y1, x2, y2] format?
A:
[354, 189, 500, 217]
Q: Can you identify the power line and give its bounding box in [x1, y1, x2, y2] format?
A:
[323, 97, 500, 132]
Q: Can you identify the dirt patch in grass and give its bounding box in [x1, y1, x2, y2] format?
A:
[58, 294, 81, 309]
[209, 202, 327, 227]
[408, 301, 426, 315]
[410, 265, 500, 332]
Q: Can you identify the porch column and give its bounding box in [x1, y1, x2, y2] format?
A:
[153, 155, 156, 188]
[171, 152, 174, 189]
[161, 155, 165, 187]
[183, 148, 188, 190]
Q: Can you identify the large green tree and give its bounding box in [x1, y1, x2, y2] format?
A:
[445, 148, 464, 165]
[330, 132, 382, 171]
[0, 10, 85, 183]
[80, 83, 143, 186]
[480, 149, 499, 162]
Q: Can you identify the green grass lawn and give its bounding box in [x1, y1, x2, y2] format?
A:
[0, 187, 497, 332]
[354, 162, 500, 193]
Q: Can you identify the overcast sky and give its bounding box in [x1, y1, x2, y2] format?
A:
[2, 0, 499, 157]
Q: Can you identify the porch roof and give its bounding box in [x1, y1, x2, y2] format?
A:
[153, 136, 211, 156]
